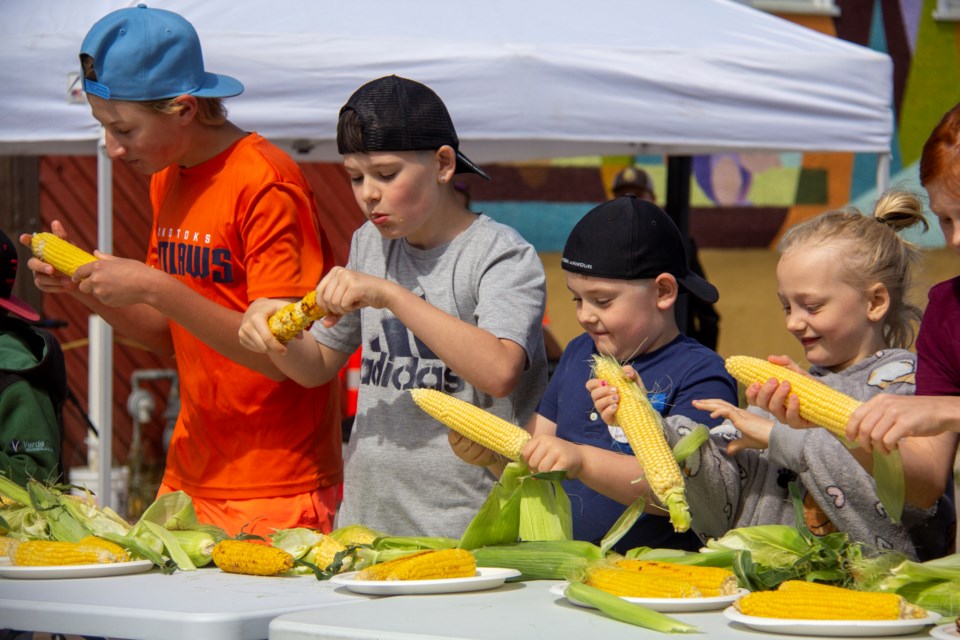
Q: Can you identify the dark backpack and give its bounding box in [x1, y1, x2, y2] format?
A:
[0, 318, 68, 477]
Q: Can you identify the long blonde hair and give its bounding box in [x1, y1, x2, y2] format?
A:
[777, 190, 928, 349]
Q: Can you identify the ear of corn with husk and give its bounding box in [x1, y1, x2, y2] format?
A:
[591, 354, 690, 533]
[472, 540, 604, 581]
[30, 232, 97, 277]
[211, 539, 295, 576]
[356, 548, 476, 581]
[267, 290, 327, 344]
[734, 580, 927, 620]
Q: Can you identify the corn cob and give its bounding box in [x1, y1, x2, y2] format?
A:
[30, 232, 97, 277]
[312, 535, 348, 572]
[211, 539, 294, 576]
[472, 540, 604, 581]
[724, 356, 862, 438]
[328, 523, 384, 546]
[356, 548, 476, 581]
[267, 290, 327, 344]
[0, 536, 16, 557]
[591, 354, 690, 532]
[734, 581, 926, 620]
[585, 566, 702, 598]
[410, 388, 531, 461]
[77, 535, 130, 561]
[10, 539, 128, 566]
[614, 559, 739, 596]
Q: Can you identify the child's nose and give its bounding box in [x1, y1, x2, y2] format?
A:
[104, 132, 125, 159]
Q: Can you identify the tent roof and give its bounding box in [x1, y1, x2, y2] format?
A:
[1, 0, 893, 161]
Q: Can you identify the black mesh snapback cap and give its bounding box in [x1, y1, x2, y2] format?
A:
[339, 75, 490, 179]
[561, 196, 719, 303]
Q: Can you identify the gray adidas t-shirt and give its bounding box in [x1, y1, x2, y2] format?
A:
[311, 214, 548, 537]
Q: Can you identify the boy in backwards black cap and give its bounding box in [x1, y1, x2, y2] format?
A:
[451, 196, 736, 553]
[240, 75, 549, 538]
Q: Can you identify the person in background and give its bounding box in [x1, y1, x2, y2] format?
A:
[611, 166, 720, 351]
[845, 104, 960, 455]
[0, 230, 64, 486]
[25, 6, 341, 536]
[239, 75, 548, 538]
[596, 191, 947, 559]
[452, 196, 737, 553]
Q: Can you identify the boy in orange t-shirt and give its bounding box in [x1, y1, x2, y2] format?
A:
[25, 6, 341, 535]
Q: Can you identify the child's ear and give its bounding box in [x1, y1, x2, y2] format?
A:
[654, 273, 679, 309]
[172, 94, 199, 124]
[435, 145, 457, 184]
[866, 282, 890, 322]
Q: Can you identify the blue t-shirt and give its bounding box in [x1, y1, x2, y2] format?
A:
[536, 332, 737, 553]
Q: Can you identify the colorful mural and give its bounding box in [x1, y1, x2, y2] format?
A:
[473, 0, 960, 252]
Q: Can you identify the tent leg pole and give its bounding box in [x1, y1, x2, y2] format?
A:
[665, 156, 692, 334]
[876, 152, 891, 194]
[87, 129, 115, 510]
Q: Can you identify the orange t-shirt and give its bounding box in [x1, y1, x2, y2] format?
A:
[147, 133, 342, 500]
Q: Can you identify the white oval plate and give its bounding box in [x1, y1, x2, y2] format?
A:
[930, 623, 960, 640]
[723, 607, 941, 637]
[550, 582, 748, 612]
[0, 559, 154, 580]
[329, 567, 521, 595]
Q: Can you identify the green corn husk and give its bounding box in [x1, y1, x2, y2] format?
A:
[271, 528, 324, 560]
[373, 536, 460, 550]
[169, 529, 218, 567]
[26, 480, 93, 542]
[873, 553, 960, 616]
[473, 540, 604, 580]
[518, 471, 572, 542]
[459, 461, 524, 549]
[564, 582, 698, 633]
[625, 546, 738, 568]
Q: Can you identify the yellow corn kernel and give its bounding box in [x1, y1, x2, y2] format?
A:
[614, 560, 739, 596]
[30, 232, 97, 277]
[312, 535, 348, 572]
[0, 536, 16, 557]
[356, 548, 476, 581]
[585, 566, 702, 598]
[724, 356, 862, 439]
[410, 389, 531, 461]
[211, 539, 294, 576]
[734, 582, 925, 620]
[591, 355, 690, 532]
[10, 539, 126, 566]
[267, 290, 327, 344]
[77, 535, 130, 561]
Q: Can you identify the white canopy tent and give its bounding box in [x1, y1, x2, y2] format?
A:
[1, 0, 893, 507]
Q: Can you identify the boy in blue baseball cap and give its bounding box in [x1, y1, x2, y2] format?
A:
[25, 5, 342, 535]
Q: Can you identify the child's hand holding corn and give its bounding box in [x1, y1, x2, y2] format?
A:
[239, 297, 295, 354]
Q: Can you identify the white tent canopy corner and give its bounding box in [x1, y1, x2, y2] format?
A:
[0, 0, 893, 508]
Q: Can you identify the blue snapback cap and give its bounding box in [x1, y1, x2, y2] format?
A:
[80, 4, 243, 101]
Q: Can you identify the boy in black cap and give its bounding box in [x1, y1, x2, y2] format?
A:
[451, 196, 736, 553]
[240, 75, 549, 538]
[0, 231, 64, 486]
